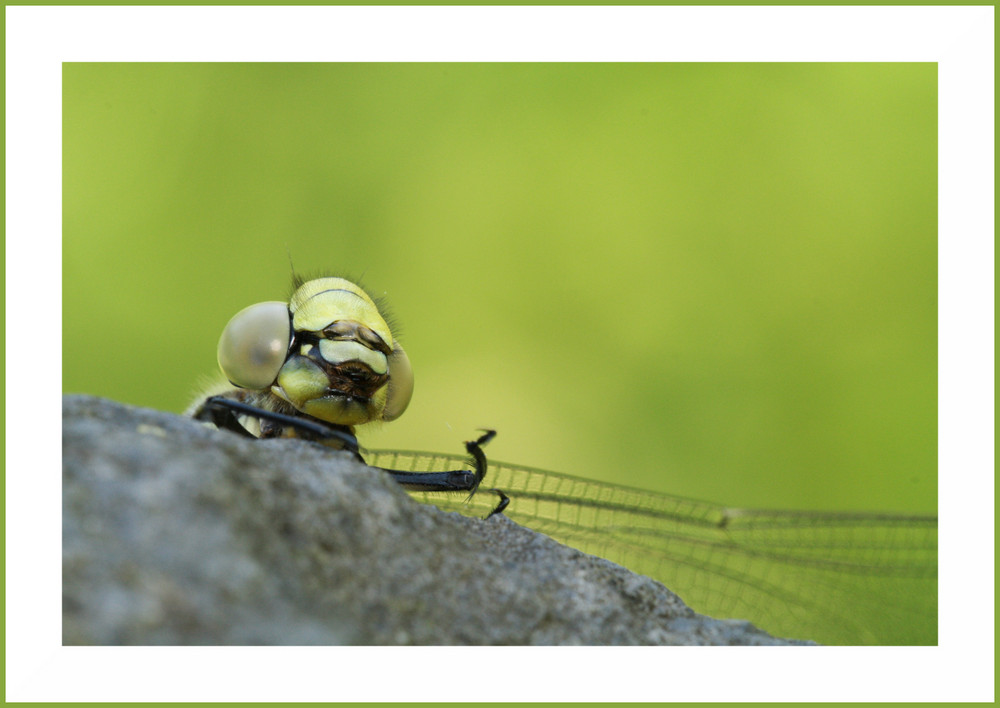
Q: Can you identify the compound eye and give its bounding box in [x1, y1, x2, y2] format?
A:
[382, 342, 414, 421]
[217, 301, 292, 390]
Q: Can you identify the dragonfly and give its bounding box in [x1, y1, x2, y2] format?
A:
[191, 275, 938, 646]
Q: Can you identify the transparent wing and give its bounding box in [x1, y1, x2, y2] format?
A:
[368, 449, 937, 646]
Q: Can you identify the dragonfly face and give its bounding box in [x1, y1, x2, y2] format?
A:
[194, 276, 413, 443]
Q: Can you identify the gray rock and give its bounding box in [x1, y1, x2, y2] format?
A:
[62, 394, 809, 645]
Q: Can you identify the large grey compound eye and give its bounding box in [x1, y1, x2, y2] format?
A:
[217, 301, 292, 390]
[381, 342, 413, 421]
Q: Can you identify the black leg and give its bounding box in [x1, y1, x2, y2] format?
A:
[375, 468, 481, 493]
[194, 395, 260, 439]
[486, 489, 510, 518]
[465, 428, 497, 490]
[465, 429, 508, 518]
[196, 396, 508, 518]
[382, 429, 507, 517]
[196, 396, 361, 452]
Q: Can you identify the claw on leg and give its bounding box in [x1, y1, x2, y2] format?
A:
[464, 429, 508, 518]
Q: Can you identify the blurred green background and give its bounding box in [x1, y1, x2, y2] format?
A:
[63, 63, 936, 514]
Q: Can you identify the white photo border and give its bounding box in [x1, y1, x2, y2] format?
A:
[6, 5, 994, 703]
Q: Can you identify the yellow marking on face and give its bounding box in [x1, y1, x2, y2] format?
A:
[290, 277, 392, 347]
[273, 356, 329, 408]
[318, 339, 388, 374]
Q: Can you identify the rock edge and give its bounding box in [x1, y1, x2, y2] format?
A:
[62, 394, 809, 645]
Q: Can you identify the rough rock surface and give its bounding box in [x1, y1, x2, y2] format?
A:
[62, 395, 808, 645]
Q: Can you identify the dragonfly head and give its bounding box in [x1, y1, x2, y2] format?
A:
[215, 277, 413, 427]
